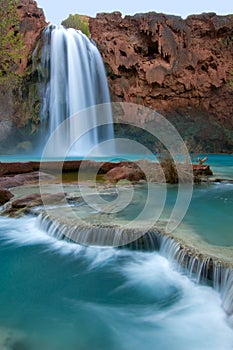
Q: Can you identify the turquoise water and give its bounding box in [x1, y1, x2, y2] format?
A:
[159, 182, 233, 247]
[180, 182, 233, 246]
[1, 153, 232, 171]
[0, 154, 157, 163]
[111, 181, 233, 247]
[0, 217, 232, 350]
[192, 154, 233, 179]
[0, 154, 232, 348]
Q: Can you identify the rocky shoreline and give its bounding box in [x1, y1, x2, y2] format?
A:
[0, 158, 216, 189]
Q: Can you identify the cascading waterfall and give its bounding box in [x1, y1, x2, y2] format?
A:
[1, 215, 233, 350]
[159, 233, 233, 316]
[37, 212, 233, 316]
[37, 24, 114, 156]
[37, 213, 160, 249]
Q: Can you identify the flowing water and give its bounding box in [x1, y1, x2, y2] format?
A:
[37, 25, 114, 156]
[0, 156, 232, 348]
[0, 8, 232, 347]
[0, 216, 233, 350]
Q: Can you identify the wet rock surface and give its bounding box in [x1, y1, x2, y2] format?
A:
[193, 164, 213, 176]
[0, 189, 14, 205]
[2, 192, 66, 217]
[0, 171, 54, 189]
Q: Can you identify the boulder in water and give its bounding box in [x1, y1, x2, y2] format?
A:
[105, 165, 145, 183]
[0, 189, 14, 205]
[3, 192, 66, 217]
[193, 164, 213, 176]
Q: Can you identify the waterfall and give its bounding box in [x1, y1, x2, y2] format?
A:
[37, 212, 233, 316]
[159, 233, 233, 316]
[37, 213, 160, 249]
[37, 24, 114, 156]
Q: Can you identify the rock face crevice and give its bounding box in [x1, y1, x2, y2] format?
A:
[89, 12, 233, 152]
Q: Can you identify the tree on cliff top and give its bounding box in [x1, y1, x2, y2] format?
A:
[0, 0, 24, 80]
[62, 14, 90, 37]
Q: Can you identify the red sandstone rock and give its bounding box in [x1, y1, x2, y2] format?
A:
[11, 193, 42, 208]
[0, 178, 22, 189]
[98, 162, 121, 173]
[17, 0, 47, 74]
[11, 192, 65, 209]
[4, 192, 66, 216]
[0, 189, 14, 205]
[0, 162, 34, 176]
[89, 12, 233, 152]
[193, 164, 213, 176]
[0, 0, 47, 146]
[0, 171, 54, 189]
[127, 168, 145, 182]
[105, 166, 132, 182]
[98, 161, 134, 173]
[105, 164, 145, 183]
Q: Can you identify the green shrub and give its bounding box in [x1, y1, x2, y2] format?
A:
[0, 0, 24, 80]
[62, 14, 90, 37]
[230, 68, 233, 88]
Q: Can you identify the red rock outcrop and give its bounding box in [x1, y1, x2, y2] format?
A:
[0, 0, 47, 150]
[0, 189, 14, 205]
[105, 165, 145, 183]
[193, 164, 213, 176]
[89, 12, 233, 152]
[17, 0, 47, 74]
[0, 171, 54, 189]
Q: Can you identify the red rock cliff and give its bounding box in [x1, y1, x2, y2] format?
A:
[89, 12, 233, 152]
[17, 0, 47, 73]
[0, 0, 46, 151]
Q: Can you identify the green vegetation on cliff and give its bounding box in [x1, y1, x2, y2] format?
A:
[62, 14, 90, 37]
[0, 0, 24, 80]
[0, 0, 39, 153]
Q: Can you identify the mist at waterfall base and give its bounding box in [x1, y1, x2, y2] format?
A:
[38, 24, 114, 157]
[0, 216, 233, 350]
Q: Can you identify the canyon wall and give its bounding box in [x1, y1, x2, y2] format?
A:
[89, 12, 233, 152]
[0, 0, 46, 152]
[1, 3, 233, 153]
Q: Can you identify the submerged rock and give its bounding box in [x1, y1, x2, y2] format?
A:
[0, 327, 29, 350]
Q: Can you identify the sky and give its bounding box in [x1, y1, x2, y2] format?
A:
[36, 0, 233, 25]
